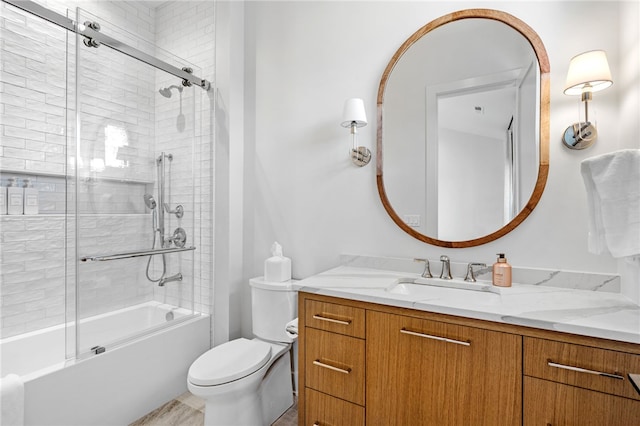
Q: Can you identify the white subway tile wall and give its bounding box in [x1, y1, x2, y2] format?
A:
[0, 0, 214, 339]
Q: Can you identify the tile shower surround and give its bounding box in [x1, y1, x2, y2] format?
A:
[0, 0, 215, 339]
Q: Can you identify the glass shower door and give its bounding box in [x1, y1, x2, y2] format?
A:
[71, 8, 201, 358]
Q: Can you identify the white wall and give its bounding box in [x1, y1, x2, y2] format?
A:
[232, 1, 639, 337]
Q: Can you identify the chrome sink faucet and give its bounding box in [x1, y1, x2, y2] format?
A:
[464, 263, 487, 282]
[439, 255, 452, 280]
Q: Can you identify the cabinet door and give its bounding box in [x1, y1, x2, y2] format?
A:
[524, 376, 640, 425]
[366, 311, 521, 426]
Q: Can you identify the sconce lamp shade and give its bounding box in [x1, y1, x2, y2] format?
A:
[341, 98, 368, 128]
[564, 50, 613, 95]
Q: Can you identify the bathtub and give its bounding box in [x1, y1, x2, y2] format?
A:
[0, 302, 210, 426]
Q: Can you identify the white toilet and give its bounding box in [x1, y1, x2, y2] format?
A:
[188, 278, 297, 426]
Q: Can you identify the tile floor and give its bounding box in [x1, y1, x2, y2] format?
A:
[129, 392, 298, 426]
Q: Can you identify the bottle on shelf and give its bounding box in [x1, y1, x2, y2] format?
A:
[7, 177, 24, 215]
[23, 178, 39, 215]
[0, 180, 6, 215]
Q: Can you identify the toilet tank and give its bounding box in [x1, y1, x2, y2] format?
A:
[250, 277, 297, 343]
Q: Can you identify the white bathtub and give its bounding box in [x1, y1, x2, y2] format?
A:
[0, 302, 210, 426]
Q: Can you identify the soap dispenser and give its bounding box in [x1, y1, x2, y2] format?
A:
[23, 178, 38, 215]
[492, 253, 512, 287]
[7, 177, 24, 215]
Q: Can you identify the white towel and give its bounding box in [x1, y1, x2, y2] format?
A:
[581, 149, 640, 258]
[1, 374, 24, 426]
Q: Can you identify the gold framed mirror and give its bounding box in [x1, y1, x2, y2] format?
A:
[376, 9, 550, 248]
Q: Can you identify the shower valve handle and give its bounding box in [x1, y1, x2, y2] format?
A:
[163, 203, 184, 218]
[167, 228, 187, 248]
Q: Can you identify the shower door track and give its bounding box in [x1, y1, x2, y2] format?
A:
[80, 246, 196, 262]
[2, 0, 211, 90]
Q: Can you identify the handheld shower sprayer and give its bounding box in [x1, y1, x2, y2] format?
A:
[144, 193, 157, 210]
[144, 193, 158, 233]
[144, 153, 187, 287]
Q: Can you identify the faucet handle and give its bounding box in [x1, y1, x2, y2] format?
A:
[464, 263, 487, 282]
[413, 258, 432, 278]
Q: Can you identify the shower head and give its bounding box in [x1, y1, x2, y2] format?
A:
[158, 85, 184, 98]
[144, 193, 157, 210]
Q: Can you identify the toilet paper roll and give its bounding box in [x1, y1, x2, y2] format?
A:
[285, 318, 298, 339]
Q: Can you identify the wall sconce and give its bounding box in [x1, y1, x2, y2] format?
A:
[341, 98, 371, 166]
[562, 50, 613, 150]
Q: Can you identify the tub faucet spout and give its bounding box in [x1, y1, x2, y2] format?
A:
[159, 273, 182, 286]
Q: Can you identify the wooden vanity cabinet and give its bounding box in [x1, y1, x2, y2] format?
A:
[523, 337, 640, 425]
[298, 292, 640, 426]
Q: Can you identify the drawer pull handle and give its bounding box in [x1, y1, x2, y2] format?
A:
[313, 359, 352, 374]
[312, 314, 352, 326]
[400, 328, 471, 346]
[547, 361, 624, 380]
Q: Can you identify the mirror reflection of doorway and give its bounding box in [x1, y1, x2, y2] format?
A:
[424, 63, 538, 240]
[437, 84, 515, 241]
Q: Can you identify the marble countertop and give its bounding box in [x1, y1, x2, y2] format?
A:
[294, 266, 640, 345]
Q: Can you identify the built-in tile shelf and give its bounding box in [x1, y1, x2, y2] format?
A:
[0, 169, 153, 185]
[0, 213, 153, 218]
[0, 169, 68, 179]
[1, 170, 154, 215]
[0, 214, 65, 217]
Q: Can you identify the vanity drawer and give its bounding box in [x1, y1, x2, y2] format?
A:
[305, 299, 365, 338]
[305, 388, 365, 426]
[524, 376, 640, 425]
[305, 327, 365, 405]
[524, 337, 640, 400]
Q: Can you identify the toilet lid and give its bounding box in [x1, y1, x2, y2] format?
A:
[188, 338, 272, 386]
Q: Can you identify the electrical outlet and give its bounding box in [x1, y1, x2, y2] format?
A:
[403, 214, 421, 227]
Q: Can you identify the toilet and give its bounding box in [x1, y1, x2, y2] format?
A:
[188, 278, 297, 426]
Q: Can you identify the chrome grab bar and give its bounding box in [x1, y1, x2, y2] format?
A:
[547, 361, 624, 380]
[313, 360, 351, 375]
[80, 246, 196, 262]
[400, 328, 471, 346]
[312, 314, 352, 326]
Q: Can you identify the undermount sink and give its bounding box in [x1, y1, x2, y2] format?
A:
[414, 276, 495, 292]
[386, 277, 499, 296]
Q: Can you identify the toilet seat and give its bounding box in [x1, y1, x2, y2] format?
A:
[188, 338, 272, 386]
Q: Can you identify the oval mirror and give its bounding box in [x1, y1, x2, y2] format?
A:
[377, 9, 550, 248]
